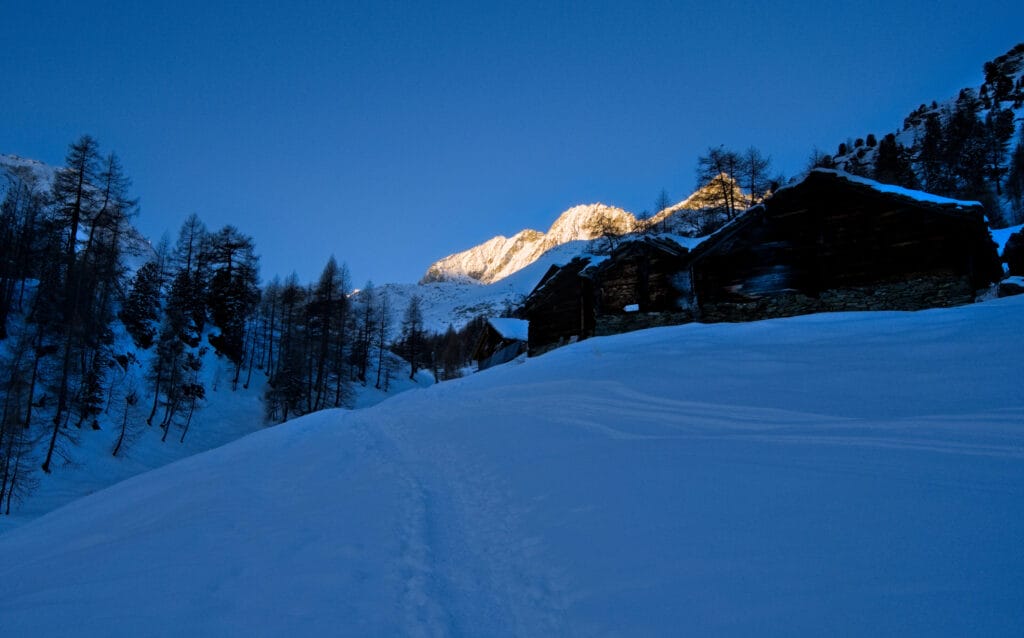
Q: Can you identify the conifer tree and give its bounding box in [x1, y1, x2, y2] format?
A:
[1006, 126, 1024, 225]
[400, 295, 425, 379]
[121, 261, 163, 349]
[44, 136, 102, 470]
[265, 274, 306, 422]
[983, 107, 1016, 196]
[306, 256, 347, 411]
[874, 133, 919, 189]
[206, 226, 260, 370]
[0, 170, 47, 340]
[918, 112, 948, 194]
[352, 282, 376, 383]
[375, 291, 393, 391]
[42, 136, 133, 472]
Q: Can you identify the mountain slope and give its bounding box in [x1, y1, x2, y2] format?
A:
[422, 203, 635, 284]
[381, 239, 599, 333]
[2, 296, 1022, 636]
[422, 178, 751, 286]
[828, 43, 1024, 224]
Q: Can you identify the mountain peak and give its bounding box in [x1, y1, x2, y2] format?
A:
[421, 203, 636, 284]
[421, 180, 758, 286]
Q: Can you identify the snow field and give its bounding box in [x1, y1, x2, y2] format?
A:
[1, 296, 1022, 636]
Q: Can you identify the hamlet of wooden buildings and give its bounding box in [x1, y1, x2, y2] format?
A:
[523, 169, 1004, 356]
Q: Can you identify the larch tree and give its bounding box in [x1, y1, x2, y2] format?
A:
[874, 133, 919, 189]
[695, 146, 742, 223]
[1006, 125, 1024, 225]
[205, 225, 260, 381]
[43, 136, 102, 472]
[374, 289, 393, 391]
[740, 147, 772, 205]
[400, 295, 425, 380]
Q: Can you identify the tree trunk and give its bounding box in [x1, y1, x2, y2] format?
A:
[147, 365, 163, 425]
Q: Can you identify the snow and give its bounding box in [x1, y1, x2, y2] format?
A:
[0, 152, 59, 186]
[384, 239, 607, 333]
[487, 317, 529, 341]
[0, 331, 429, 536]
[1002, 275, 1024, 287]
[991, 223, 1022, 256]
[808, 169, 983, 208]
[656, 232, 710, 250]
[423, 203, 634, 285]
[2, 296, 1023, 636]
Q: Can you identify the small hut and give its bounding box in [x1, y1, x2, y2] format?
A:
[472, 317, 529, 371]
[686, 170, 1002, 322]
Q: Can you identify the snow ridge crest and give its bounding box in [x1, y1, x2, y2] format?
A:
[421, 203, 636, 284]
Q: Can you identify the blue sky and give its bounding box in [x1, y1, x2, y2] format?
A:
[2, 1, 1022, 285]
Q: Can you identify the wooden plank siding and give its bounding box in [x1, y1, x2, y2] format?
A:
[689, 170, 1002, 322]
[523, 258, 596, 355]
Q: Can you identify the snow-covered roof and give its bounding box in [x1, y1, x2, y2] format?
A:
[806, 169, 982, 209]
[488, 317, 529, 341]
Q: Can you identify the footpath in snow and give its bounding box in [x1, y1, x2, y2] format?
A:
[1, 297, 1023, 636]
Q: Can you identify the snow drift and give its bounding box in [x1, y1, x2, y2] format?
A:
[1, 297, 1023, 636]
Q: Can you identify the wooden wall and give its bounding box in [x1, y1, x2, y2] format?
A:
[691, 173, 1001, 321]
[525, 259, 595, 354]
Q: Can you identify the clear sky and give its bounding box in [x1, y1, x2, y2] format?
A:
[2, 1, 1022, 286]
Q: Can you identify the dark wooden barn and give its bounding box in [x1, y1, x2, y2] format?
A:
[523, 238, 696, 354]
[522, 258, 597, 355]
[471, 318, 529, 371]
[686, 169, 1003, 322]
[589, 236, 693, 335]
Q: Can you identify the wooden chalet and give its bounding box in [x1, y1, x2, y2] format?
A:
[472, 318, 529, 371]
[523, 237, 695, 354]
[590, 236, 693, 335]
[523, 169, 1003, 356]
[522, 258, 597, 355]
[685, 169, 1003, 322]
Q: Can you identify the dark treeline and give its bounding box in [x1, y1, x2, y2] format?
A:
[261, 275, 490, 424]
[260, 260, 363, 423]
[394, 301, 488, 384]
[0, 136, 261, 512]
[0, 136, 496, 513]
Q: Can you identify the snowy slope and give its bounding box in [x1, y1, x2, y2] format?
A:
[384, 239, 599, 333]
[0, 335, 431, 535]
[0, 152, 430, 531]
[1, 152, 156, 271]
[830, 43, 1024, 219]
[0, 152, 59, 185]
[422, 178, 750, 287]
[2, 296, 1022, 636]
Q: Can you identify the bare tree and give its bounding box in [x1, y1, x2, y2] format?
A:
[696, 146, 742, 221]
[740, 147, 772, 205]
[375, 291, 393, 390]
[400, 295, 425, 379]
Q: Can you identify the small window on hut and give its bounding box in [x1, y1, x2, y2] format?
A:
[624, 304, 640, 312]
